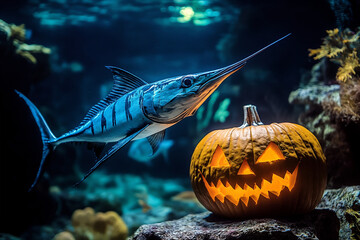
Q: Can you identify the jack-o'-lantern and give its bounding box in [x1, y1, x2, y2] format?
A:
[190, 105, 327, 218]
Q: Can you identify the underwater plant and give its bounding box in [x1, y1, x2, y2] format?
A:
[190, 105, 326, 218]
[196, 90, 231, 132]
[71, 207, 128, 240]
[0, 19, 51, 65]
[196, 90, 220, 132]
[345, 208, 360, 240]
[309, 28, 360, 82]
[308, 27, 360, 121]
[214, 98, 231, 123]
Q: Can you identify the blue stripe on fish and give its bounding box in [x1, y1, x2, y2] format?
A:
[112, 102, 116, 126]
[101, 111, 106, 133]
[90, 120, 94, 135]
[125, 94, 132, 121]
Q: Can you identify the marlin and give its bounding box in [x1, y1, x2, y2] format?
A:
[17, 34, 290, 191]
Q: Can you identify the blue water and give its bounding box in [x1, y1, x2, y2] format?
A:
[1, 0, 340, 238]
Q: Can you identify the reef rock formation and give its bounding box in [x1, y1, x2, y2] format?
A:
[130, 210, 339, 240]
[289, 28, 360, 187]
[317, 186, 360, 240]
[131, 185, 360, 240]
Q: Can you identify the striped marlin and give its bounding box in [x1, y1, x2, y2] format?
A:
[17, 34, 290, 191]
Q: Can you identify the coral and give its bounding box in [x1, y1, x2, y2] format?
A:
[0, 19, 51, 92]
[317, 186, 360, 239]
[345, 208, 360, 240]
[309, 28, 360, 82]
[337, 50, 359, 82]
[71, 207, 95, 239]
[55, 172, 206, 235]
[71, 207, 128, 240]
[9, 23, 26, 42]
[307, 28, 360, 121]
[53, 231, 75, 240]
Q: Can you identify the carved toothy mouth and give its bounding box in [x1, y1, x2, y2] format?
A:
[201, 163, 299, 207]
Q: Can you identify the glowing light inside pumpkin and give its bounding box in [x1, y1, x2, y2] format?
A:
[237, 159, 255, 175]
[210, 145, 230, 167]
[201, 163, 299, 207]
[256, 142, 286, 164]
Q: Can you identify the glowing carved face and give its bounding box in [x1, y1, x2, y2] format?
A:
[190, 105, 327, 218]
[200, 142, 299, 207]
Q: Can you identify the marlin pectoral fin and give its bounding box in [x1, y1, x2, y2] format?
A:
[74, 124, 149, 187]
[147, 130, 166, 154]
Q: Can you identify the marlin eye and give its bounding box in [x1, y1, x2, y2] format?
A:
[181, 77, 193, 88]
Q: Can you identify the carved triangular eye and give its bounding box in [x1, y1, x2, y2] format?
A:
[237, 159, 255, 175]
[210, 145, 230, 167]
[256, 142, 285, 164]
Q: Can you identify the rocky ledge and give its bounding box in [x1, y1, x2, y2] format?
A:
[130, 210, 339, 240]
[131, 186, 360, 240]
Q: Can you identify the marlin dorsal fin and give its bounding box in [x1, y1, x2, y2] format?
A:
[79, 66, 148, 125]
[106, 66, 148, 90]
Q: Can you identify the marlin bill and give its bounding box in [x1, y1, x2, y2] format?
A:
[16, 33, 291, 191]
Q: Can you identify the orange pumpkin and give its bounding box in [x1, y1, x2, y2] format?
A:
[190, 105, 327, 218]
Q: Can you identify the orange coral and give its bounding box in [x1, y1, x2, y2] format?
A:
[309, 28, 360, 82]
[337, 50, 359, 82]
[53, 231, 75, 240]
[71, 207, 94, 239]
[71, 207, 128, 240]
[9, 23, 25, 42]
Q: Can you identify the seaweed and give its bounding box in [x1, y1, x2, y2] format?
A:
[307, 27, 360, 121]
[195, 91, 231, 132]
[345, 207, 360, 240]
[309, 28, 360, 82]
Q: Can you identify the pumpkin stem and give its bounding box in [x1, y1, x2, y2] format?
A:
[240, 105, 263, 128]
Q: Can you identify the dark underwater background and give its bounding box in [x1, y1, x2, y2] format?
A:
[1, 0, 360, 239]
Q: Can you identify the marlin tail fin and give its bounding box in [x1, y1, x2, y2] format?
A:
[15, 90, 56, 192]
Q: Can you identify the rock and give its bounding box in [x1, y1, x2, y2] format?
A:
[317, 186, 360, 240]
[288, 84, 340, 106]
[130, 210, 339, 240]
